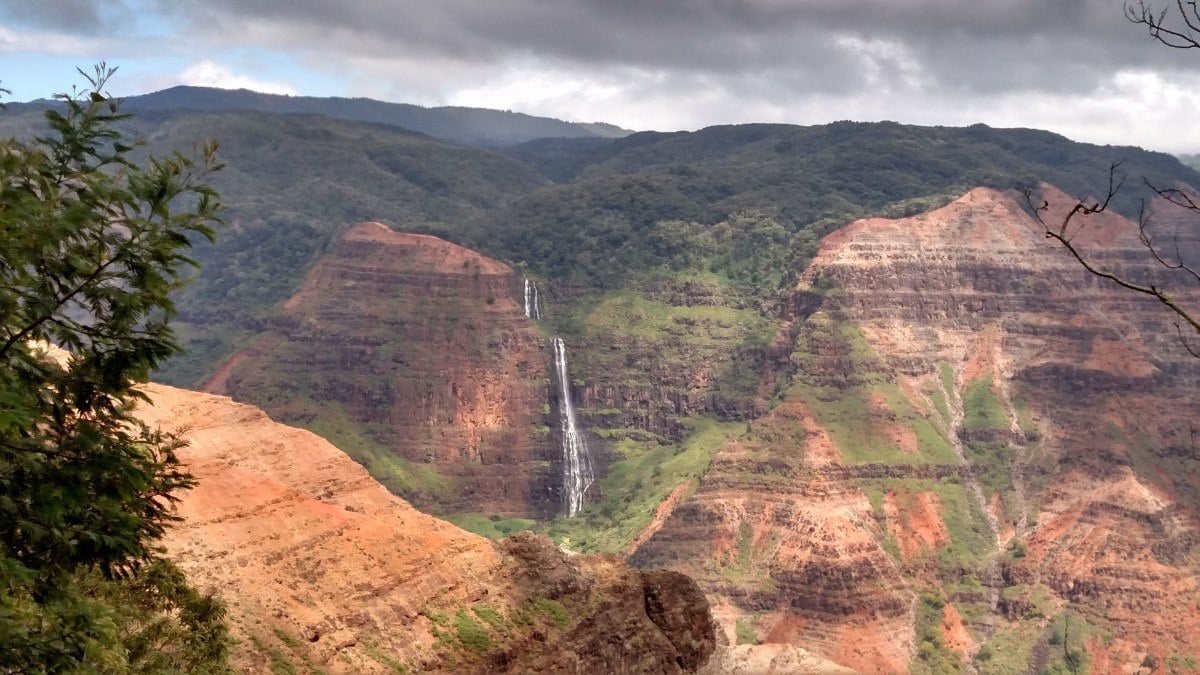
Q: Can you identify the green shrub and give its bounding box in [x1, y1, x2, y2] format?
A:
[421, 607, 449, 626]
[472, 604, 508, 634]
[735, 620, 758, 645]
[532, 598, 570, 628]
[454, 608, 492, 653]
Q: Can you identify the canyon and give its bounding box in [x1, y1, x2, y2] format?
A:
[8, 85, 1200, 673]
[196, 184, 1200, 671]
[148, 105, 1200, 670]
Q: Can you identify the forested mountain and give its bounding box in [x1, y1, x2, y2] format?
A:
[6, 85, 629, 147]
[482, 121, 1196, 286]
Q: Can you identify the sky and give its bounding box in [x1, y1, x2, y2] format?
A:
[2, 0, 1200, 153]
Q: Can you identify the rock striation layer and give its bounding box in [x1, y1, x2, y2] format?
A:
[140, 381, 716, 673]
[208, 222, 557, 517]
[636, 187, 1200, 671]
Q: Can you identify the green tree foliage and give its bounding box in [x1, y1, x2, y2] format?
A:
[0, 66, 229, 671]
[478, 121, 1197, 296]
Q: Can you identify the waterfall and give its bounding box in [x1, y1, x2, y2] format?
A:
[523, 278, 542, 320]
[553, 337, 593, 517]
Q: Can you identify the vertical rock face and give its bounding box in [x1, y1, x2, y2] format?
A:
[211, 222, 557, 516]
[566, 278, 775, 440]
[141, 382, 716, 674]
[636, 187, 1200, 671]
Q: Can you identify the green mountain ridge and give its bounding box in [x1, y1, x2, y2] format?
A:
[49, 99, 1183, 393]
[473, 121, 1200, 287]
[6, 85, 631, 148]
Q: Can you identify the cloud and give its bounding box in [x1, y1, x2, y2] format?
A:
[0, 24, 113, 56]
[173, 0, 1174, 80]
[176, 60, 296, 95]
[0, 0, 108, 32]
[6, 0, 1200, 151]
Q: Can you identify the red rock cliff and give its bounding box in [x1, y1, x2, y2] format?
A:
[636, 187, 1200, 672]
[208, 222, 557, 517]
[140, 381, 716, 673]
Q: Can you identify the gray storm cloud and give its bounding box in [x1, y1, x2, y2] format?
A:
[5, 0, 1200, 149]
[13, 0, 1195, 94]
[157, 0, 1189, 90]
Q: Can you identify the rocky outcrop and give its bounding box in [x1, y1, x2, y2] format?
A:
[208, 222, 557, 517]
[140, 382, 716, 673]
[633, 402, 916, 673]
[636, 187, 1200, 671]
[1005, 467, 1200, 668]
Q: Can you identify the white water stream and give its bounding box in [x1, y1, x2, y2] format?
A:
[553, 337, 593, 516]
[523, 278, 542, 320]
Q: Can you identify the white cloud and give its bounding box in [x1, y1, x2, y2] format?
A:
[0, 25, 111, 56]
[445, 60, 626, 119]
[177, 60, 296, 95]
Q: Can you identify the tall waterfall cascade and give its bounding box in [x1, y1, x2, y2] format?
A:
[523, 278, 542, 320]
[553, 337, 593, 517]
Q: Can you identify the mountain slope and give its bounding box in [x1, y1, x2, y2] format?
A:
[472, 122, 1200, 287]
[119, 86, 630, 147]
[205, 222, 557, 517]
[634, 186, 1200, 672]
[137, 380, 716, 673]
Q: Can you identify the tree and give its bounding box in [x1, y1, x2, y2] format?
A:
[0, 66, 229, 671]
[1023, 1, 1200, 356]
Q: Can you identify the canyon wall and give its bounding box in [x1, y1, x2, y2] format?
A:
[140, 382, 716, 673]
[197, 190, 1200, 672]
[635, 187, 1200, 672]
[208, 222, 558, 517]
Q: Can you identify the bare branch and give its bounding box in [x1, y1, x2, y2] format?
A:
[1021, 169, 1200, 353]
[1126, 0, 1200, 49]
[1174, 322, 1200, 358]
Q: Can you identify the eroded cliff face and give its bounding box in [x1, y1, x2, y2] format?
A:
[568, 279, 773, 440]
[632, 368, 919, 673]
[208, 222, 557, 517]
[635, 187, 1200, 672]
[140, 382, 716, 674]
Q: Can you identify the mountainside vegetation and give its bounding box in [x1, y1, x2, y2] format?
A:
[7, 96, 1191, 334]
[476, 121, 1197, 289]
[1, 100, 1175, 390]
[6, 85, 630, 148]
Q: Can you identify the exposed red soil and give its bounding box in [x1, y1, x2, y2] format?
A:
[940, 604, 974, 656]
[138, 383, 716, 673]
[200, 350, 248, 395]
[884, 490, 950, 559]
